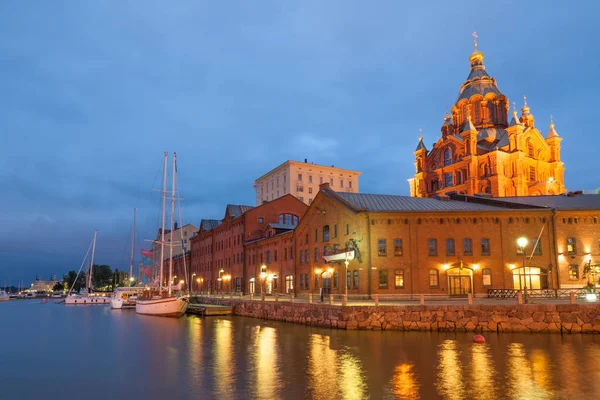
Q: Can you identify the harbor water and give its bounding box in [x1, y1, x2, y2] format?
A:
[2, 300, 600, 399]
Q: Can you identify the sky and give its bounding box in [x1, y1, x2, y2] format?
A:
[1, 1, 599, 285]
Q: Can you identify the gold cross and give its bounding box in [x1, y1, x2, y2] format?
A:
[419, 128, 423, 141]
[472, 32, 478, 49]
[523, 95, 528, 106]
[512, 101, 516, 112]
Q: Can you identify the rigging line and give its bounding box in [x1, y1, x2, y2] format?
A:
[66, 235, 95, 296]
[175, 159, 189, 295]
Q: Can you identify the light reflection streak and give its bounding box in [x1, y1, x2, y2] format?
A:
[254, 326, 281, 399]
[506, 342, 551, 399]
[308, 334, 338, 398]
[390, 363, 420, 399]
[214, 319, 234, 399]
[337, 352, 368, 400]
[436, 340, 465, 400]
[469, 343, 496, 399]
[187, 318, 203, 381]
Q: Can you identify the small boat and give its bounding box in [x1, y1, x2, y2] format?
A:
[64, 231, 110, 305]
[110, 287, 145, 309]
[0, 290, 10, 302]
[322, 249, 355, 263]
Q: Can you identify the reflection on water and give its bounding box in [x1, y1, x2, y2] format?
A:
[3, 301, 600, 399]
[469, 343, 497, 399]
[254, 326, 281, 399]
[214, 319, 234, 399]
[389, 363, 420, 399]
[436, 340, 465, 400]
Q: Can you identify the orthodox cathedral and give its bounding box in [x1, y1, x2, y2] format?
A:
[408, 35, 565, 198]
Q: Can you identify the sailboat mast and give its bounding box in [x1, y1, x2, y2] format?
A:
[168, 152, 176, 296]
[129, 208, 136, 281]
[159, 152, 168, 291]
[89, 230, 97, 291]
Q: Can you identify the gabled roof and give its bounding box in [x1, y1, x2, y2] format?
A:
[334, 191, 514, 212]
[200, 219, 221, 231]
[226, 204, 254, 218]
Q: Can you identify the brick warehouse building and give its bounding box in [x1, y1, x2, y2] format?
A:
[190, 195, 307, 294]
[294, 185, 600, 297]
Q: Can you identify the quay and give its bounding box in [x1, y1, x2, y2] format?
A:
[190, 294, 600, 334]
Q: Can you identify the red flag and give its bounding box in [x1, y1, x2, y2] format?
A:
[141, 248, 153, 258]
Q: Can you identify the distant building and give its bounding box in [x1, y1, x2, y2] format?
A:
[151, 222, 198, 272]
[254, 159, 361, 206]
[30, 275, 59, 292]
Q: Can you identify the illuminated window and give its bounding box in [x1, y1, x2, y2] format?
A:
[569, 265, 579, 280]
[482, 268, 492, 287]
[394, 269, 404, 288]
[429, 269, 439, 288]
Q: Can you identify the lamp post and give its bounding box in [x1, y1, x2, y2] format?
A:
[191, 273, 196, 293]
[517, 237, 528, 292]
[218, 269, 224, 294]
[260, 264, 267, 295]
[344, 259, 349, 297]
[129, 276, 134, 287]
[197, 278, 202, 294]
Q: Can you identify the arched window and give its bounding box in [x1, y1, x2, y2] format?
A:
[322, 225, 330, 242]
[353, 270, 359, 289]
[443, 148, 452, 166]
[527, 141, 535, 158]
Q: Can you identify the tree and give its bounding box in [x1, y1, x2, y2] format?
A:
[53, 282, 64, 291]
[596, 188, 600, 194]
[63, 270, 85, 292]
[92, 264, 113, 289]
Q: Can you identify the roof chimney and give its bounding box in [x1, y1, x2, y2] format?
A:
[174, 222, 178, 230]
[305, 158, 308, 163]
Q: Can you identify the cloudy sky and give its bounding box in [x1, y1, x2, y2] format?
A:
[1, 1, 599, 285]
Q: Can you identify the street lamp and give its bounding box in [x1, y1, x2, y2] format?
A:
[344, 259, 349, 298]
[129, 276, 134, 287]
[517, 237, 528, 292]
[218, 269, 224, 294]
[260, 264, 267, 294]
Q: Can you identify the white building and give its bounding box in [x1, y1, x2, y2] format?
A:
[254, 159, 361, 206]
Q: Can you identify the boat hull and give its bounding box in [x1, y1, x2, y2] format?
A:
[135, 297, 188, 317]
[65, 295, 110, 305]
[0, 297, 9, 302]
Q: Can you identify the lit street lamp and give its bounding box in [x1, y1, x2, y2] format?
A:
[260, 264, 267, 295]
[517, 237, 528, 293]
[192, 273, 196, 293]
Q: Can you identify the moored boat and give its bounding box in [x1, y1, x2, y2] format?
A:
[0, 290, 10, 302]
[110, 287, 145, 309]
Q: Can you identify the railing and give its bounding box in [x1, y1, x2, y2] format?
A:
[487, 288, 589, 299]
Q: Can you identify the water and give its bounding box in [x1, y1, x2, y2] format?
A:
[2, 300, 600, 400]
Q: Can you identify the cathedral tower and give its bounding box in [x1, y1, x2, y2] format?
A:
[408, 34, 566, 198]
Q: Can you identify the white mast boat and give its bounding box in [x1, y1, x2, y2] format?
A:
[65, 231, 110, 305]
[111, 208, 143, 309]
[135, 152, 188, 317]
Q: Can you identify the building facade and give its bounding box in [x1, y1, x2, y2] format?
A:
[254, 159, 361, 206]
[408, 37, 566, 198]
[151, 223, 198, 272]
[295, 185, 599, 296]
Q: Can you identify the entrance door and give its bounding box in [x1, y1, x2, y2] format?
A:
[249, 278, 255, 294]
[322, 277, 332, 295]
[446, 268, 473, 296]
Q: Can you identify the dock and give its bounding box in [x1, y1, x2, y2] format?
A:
[186, 303, 232, 316]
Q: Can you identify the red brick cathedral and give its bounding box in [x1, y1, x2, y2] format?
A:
[409, 34, 566, 198]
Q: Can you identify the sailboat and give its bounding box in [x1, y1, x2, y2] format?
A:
[111, 208, 144, 309]
[65, 231, 110, 305]
[135, 152, 189, 317]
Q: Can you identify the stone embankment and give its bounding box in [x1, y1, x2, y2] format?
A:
[193, 297, 600, 334]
